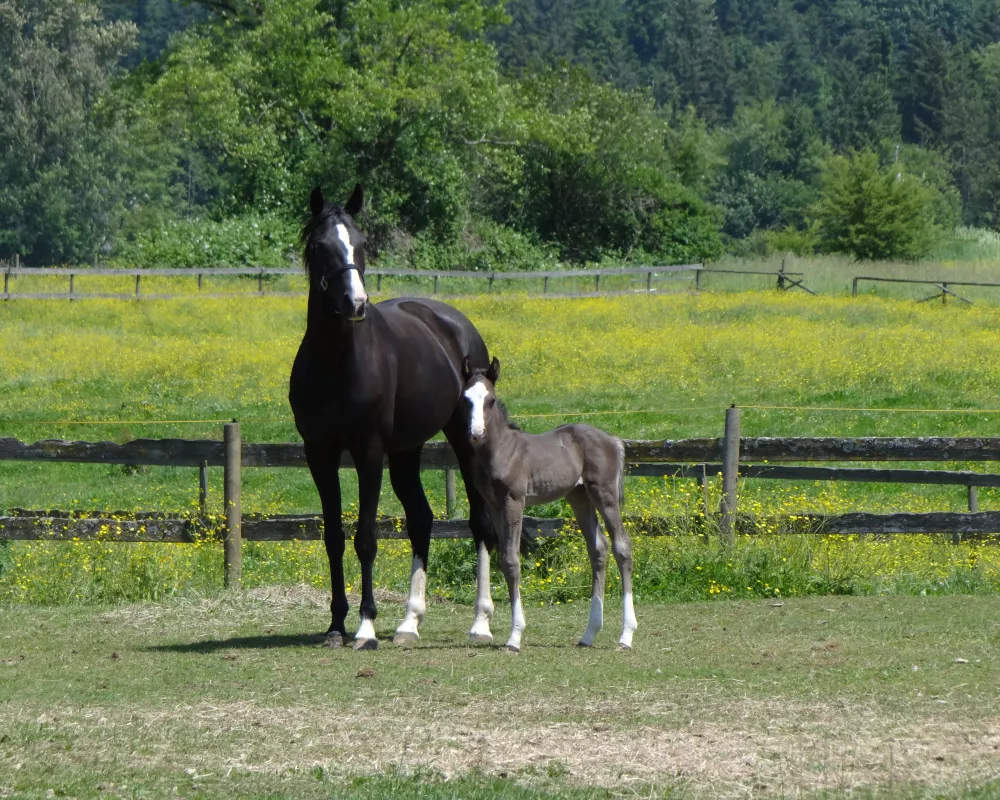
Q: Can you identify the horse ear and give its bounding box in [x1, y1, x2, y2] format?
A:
[461, 357, 472, 381]
[345, 184, 364, 216]
[486, 356, 501, 384]
[310, 187, 325, 216]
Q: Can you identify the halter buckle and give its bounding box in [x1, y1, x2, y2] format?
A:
[319, 275, 328, 291]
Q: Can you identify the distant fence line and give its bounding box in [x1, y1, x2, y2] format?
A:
[10, 258, 1000, 305]
[3, 408, 1000, 587]
[0, 261, 815, 300]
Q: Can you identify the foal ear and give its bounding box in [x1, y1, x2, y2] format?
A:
[310, 187, 325, 216]
[486, 356, 501, 384]
[344, 184, 364, 216]
[461, 357, 472, 382]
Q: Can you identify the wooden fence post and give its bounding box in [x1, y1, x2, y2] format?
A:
[777, 258, 786, 291]
[135, 273, 141, 298]
[720, 406, 741, 547]
[969, 485, 979, 512]
[223, 422, 242, 588]
[69, 273, 75, 300]
[258, 269, 264, 295]
[377, 274, 382, 293]
[695, 269, 702, 291]
[445, 468, 457, 519]
[647, 270, 653, 292]
[544, 276, 549, 294]
[199, 460, 208, 517]
[433, 274, 439, 294]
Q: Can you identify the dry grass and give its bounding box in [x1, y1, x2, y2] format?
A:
[6, 692, 1000, 796]
[3, 591, 1000, 797]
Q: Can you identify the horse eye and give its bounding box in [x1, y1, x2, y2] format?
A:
[486, 397, 496, 406]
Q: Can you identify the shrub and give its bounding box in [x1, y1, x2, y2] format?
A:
[811, 150, 943, 260]
[111, 212, 300, 268]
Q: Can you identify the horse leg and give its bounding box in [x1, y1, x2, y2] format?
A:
[351, 440, 385, 651]
[387, 448, 432, 645]
[567, 486, 608, 647]
[590, 485, 637, 649]
[304, 440, 348, 644]
[443, 415, 496, 644]
[499, 496, 526, 652]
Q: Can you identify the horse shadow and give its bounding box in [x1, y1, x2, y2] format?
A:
[147, 634, 576, 654]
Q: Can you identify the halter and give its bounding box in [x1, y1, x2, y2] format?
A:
[318, 263, 363, 293]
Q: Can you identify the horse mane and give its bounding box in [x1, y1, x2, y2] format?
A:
[497, 398, 521, 431]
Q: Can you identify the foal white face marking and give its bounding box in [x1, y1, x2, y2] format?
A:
[464, 380, 491, 440]
[336, 223, 367, 308]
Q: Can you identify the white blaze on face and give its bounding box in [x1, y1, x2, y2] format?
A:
[336, 223, 367, 307]
[464, 381, 490, 439]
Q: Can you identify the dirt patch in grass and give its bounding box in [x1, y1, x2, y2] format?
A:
[8, 694, 999, 797]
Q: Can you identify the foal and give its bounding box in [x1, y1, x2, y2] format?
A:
[461, 358, 637, 651]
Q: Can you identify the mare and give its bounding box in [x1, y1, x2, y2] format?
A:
[289, 185, 499, 650]
[461, 357, 637, 651]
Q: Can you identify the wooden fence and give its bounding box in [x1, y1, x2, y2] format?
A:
[852, 275, 1000, 305]
[3, 408, 1000, 587]
[0, 261, 808, 301]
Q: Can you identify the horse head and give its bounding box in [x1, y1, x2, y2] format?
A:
[303, 185, 368, 321]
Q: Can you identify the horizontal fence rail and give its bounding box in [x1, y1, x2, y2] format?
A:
[5, 420, 1000, 585]
[0, 262, 814, 301]
[6, 435, 1000, 467]
[6, 511, 1000, 543]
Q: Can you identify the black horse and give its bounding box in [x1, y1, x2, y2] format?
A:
[289, 185, 499, 650]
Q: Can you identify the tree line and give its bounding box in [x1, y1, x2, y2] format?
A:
[2, 0, 999, 268]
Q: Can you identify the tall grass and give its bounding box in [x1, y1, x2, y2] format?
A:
[5, 291, 1000, 605]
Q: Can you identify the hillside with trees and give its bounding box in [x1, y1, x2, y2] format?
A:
[2, 0, 1000, 267]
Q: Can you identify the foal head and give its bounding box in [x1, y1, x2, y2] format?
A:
[302, 185, 369, 321]
[461, 356, 503, 445]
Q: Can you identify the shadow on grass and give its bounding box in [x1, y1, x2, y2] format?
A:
[146, 634, 578, 654]
[146, 633, 326, 653]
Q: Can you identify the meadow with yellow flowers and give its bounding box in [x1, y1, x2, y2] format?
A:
[4, 289, 1000, 604]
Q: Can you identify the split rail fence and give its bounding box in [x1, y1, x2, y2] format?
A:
[3, 409, 1000, 587]
[1, 260, 808, 301]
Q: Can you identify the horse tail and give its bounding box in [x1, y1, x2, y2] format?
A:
[615, 437, 625, 509]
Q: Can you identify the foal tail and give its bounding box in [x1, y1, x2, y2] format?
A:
[615, 437, 625, 509]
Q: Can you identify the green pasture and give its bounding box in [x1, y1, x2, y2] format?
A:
[1, 593, 999, 798]
[4, 290, 1000, 604]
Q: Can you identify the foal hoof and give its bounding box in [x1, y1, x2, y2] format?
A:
[353, 637, 379, 651]
[323, 632, 345, 649]
[504, 644, 521, 654]
[616, 642, 633, 651]
[469, 632, 494, 645]
[393, 631, 419, 647]
[577, 640, 594, 648]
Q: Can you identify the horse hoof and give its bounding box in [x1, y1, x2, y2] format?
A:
[616, 642, 632, 651]
[504, 644, 520, 654]
[323, 632, 345, 649]
[469, 633, 494, 645]
[577, 640, 594, 648]
[353, 637, 379, 651]
[393, 631, 419, 647]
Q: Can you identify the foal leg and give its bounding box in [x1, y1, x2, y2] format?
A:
[304, 440, 348, 644]
[388, 448, 433, 645]
[443, 415, 496, 644]
[351, 440, 385, 651]
[591, 486, 637, 649]
[499, 496, 527, 652]
[567, 486, 608, 647]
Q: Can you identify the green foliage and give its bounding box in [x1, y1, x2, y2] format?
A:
[812, 150, 944, 260]
[503, 69, 723, 263]
[0, 0, 137, 265]
[110, 212, 301, 268]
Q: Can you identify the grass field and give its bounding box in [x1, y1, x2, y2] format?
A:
[2, 591, 1000, 798]
[4, 290, 1000, 604]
